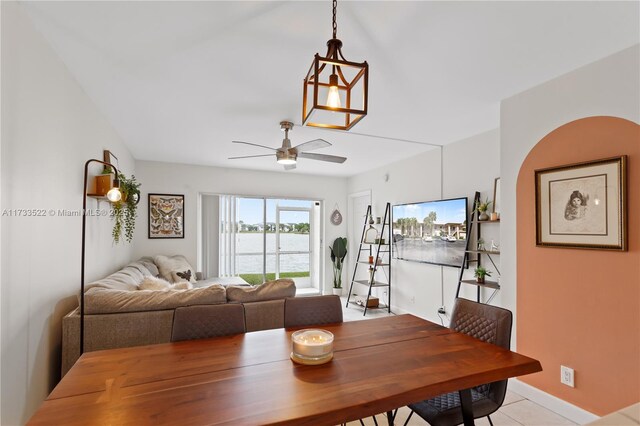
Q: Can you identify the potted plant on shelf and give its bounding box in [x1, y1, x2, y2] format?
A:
[112, 174, 141, 244]
[330, 237, 347, 296]
[475, 198, 493, 221]
[474, 266, 492, 284]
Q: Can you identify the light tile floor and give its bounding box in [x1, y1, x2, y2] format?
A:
[340, 297, 577, 426]
[344, 394, 578, 426]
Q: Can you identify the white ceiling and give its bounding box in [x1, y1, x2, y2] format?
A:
[23, 1, 639, 177]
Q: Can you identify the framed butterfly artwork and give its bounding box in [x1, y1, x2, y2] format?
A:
[148, 193, 185, 239]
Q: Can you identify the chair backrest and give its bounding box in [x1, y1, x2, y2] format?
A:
[171, 304, 246, 342]
[284, 295, 343, 328]
[449, 298, 513, 404]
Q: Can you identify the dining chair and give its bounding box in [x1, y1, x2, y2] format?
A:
[402, 298, 513, 426]
[284, 295, 343, 328]
[171, 304, 246, 342]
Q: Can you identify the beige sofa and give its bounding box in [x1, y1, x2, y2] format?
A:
[61, 257, 296, 376]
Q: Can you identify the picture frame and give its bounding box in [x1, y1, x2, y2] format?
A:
[535, 156, 627, 250]
[492, 177, 501, 214]
[148, 194, 185, 239]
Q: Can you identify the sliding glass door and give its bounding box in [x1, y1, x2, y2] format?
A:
[206, 195, 319, 289]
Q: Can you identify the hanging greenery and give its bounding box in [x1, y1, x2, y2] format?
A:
[112, 175, 141, 244]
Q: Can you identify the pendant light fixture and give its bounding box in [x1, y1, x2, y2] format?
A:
[302, 0, 369, 131]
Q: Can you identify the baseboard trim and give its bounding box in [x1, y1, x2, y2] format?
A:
[390, 305, 404, 314]
[509, 379, 599, 425]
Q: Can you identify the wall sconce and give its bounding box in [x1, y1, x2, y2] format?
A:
[80, 156, 121, 355]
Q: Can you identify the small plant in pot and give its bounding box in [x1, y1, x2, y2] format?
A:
[474, 266, 492, 284]
[330, 237, 347, 295]
[475, 198, 493, 221]
[112, 174, 141, 244]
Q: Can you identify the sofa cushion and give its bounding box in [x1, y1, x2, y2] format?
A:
[84, 284, 226, 314]
[85, 261, 155, 292]
[154, 255, 197, 283]
[197, 276, 251, 287]
[226, 279, 296, 303]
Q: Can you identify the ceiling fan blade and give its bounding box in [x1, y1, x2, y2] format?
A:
[284, 163, 297, 171]
[292, 139, 331, 153]
[228, 154, 274, 160]
[232, 141, 276, 151]
[298, 152, 347, 164]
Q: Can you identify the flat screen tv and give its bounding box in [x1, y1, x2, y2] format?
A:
[392, 197, 468, 268]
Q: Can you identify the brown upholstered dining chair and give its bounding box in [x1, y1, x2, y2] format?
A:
[171, 304, 246, 342]
[402, 298, 513, 426]
[284, 295, 343, 328]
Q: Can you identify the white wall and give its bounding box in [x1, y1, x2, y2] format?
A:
[0, 3, 135, 424]
[347, 129, 500, 322]
[132, 161, 348, 293]
[500, 44, 640, 347]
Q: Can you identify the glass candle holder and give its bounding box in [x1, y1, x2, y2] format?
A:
[290, 329, 334, 365]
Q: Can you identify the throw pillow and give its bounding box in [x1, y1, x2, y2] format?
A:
[172, 270, 192, 283]
[154, 255, 197, 283]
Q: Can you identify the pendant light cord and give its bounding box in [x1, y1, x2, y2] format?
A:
[332, 0, 338, 39]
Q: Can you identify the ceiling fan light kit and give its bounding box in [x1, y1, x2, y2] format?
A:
[302, 0, 368, 131]
[230, 121, 347, 170]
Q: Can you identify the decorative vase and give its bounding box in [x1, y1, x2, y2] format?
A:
[478, 212, 489, 221]
[332, 287, 343, 296]
[476, 277, 485, 284]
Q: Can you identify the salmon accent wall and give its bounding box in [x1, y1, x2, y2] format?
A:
[516, 116, 640, 415]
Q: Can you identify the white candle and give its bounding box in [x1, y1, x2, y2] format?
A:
[291, 329, 334, 358]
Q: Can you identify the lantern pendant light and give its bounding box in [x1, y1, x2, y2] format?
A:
[302, 0, 369, 131]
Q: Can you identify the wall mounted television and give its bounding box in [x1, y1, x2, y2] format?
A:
[392, 197, 468, 268]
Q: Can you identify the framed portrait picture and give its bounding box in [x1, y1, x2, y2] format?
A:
[535, 156, 627, 250]
[148, 194, 185, 239]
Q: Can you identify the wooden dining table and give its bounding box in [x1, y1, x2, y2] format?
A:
[28, 314, 541, 425]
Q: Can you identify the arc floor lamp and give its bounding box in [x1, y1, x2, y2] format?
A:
[80, 156, 121, 355]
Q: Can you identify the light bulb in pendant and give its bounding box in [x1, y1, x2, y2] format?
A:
[106, 187, 122, 202]
[327, 73, 341, 108]
[106, 177, 122, 202]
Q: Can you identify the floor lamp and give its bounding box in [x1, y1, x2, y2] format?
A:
[80, 159, 121, 355]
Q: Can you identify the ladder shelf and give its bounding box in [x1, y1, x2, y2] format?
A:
[455, 191, 501, 304]
[346, 203, 392, 316]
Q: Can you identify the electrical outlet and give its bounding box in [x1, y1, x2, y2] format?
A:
[410, 296, 415, 304]
[437, 307, 446, 314]
[560, 365, 575, 387]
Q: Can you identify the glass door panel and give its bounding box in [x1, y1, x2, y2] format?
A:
[236, 197, 265, 285]
[276, 209, 311, 288]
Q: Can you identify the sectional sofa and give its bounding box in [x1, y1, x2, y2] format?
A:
[61, 256, 296, 376]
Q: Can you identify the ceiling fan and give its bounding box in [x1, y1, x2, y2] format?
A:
[229, 121, 347, 170]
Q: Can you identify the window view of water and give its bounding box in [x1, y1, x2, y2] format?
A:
[223, 197, 316, 286]
[236, 233, 310, 274]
